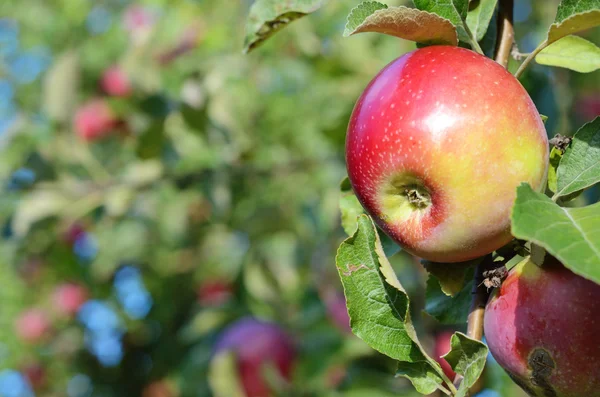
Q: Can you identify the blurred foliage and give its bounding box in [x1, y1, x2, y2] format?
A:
[0, 0, 597, 396]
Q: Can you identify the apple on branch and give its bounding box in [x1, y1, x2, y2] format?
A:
[484, 256, 600, 397]
[346, 46, 548, 262]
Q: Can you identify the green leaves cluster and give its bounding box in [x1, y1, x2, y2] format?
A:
[527, 0, 600, 73]
[336, 216, 487, 395]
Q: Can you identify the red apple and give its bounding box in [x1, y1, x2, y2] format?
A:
[575, 94, 600, 121]
[324, 291, 351, 334]
[15, 309, 51, 343]
[142, 380, 177, 397]
[213, 317, 296, 397]
[22, 363, 46, 390]
[484, 257, 600, 396]
[433, 331, 456, 381]
[53, 283, 88, 316]
[73, 99, 119, 141]
[101, 66, 132, 97]
[346, 46, 548, 262]
[197, 279, 233, 307]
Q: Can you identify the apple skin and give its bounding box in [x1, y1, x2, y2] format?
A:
[73, 99, 119, 142]
[213, 317, 296, 397]
[101, 66, 132, 97]
[346, 46, 548, 262]
[484, 256, 600, 397]
[433, 331, 456, 381]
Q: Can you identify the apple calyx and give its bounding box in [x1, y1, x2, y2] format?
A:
[380, 173, 432, 222]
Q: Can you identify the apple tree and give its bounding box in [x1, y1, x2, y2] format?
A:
[244, 0, 600, 396]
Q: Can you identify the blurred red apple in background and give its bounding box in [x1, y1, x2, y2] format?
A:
[323, 290, 351, 334]
[73, 99, 120, 142]
[346, 46, 548, 262]
[212, 317, 296, 397]
[53, 283, 88, 316]
[197, 279, 233, 307]
[101, 66, 132, 97]
[15, 309, 51, 343]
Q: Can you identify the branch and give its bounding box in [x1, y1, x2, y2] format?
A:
[494, 0, 514, 68]
[514, 39, 548, 79]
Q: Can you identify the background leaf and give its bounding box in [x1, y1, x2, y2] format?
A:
[554, 117, 600, 198]
[548, 0, 600, 43]
[344, 3, 458, 46]
[536, 35, 600, 73]
[512, 183, 600, 284]
[244, 0, 325, 53]
[466, 0, 498, 42]
[413, 0, 470, 41]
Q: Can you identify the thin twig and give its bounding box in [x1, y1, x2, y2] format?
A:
[514, 39, 548, 79]
[495, 0, 514, 68]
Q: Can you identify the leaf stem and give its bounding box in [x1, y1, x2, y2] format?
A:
[514, 39, 548, 78]
[494, 0, 514, 68]
[437, 383, 452, 396]
[462, 20, 484, 55]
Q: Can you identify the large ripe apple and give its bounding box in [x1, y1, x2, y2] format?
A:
[213, 317, 296, 397]
[484, 256, 600, 396]
[346, 46, 548, 262]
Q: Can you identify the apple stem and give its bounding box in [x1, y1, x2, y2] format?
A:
[494, 0, 515, 68]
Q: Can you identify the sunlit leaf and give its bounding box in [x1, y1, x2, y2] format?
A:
[512, 183, 600, 284]
[536, 35, 600, 73]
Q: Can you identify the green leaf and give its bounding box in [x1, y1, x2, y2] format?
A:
[13, 189, 70, 237]
[424, 274, 473, 324]
[547, 146, 563, 193]
[512, 183, 600, 284]
[536, 35, 600, 73]
[208, 351, 246, 397]
[340, 193, 365, 236]
[442, 332, 488, 397]
[336, 215, 445, 390]
[540, 114, 549, 123]
[413, 0, 470, 42]
[344, 1, 388, 36]
[338, 182, 401, 256]
[396, 362, 446, 395]
[554, 117, 600, 199]
[243, 0, 325, 53]
[344, 3, 458, 46]
[478, 6, 497, 57]
[43, 51, 80, 123]
[548, 0, 600, 43]
[136, 121, 166, 159]
[422, 259, 480, 296]
[466, 0, 498, 42]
